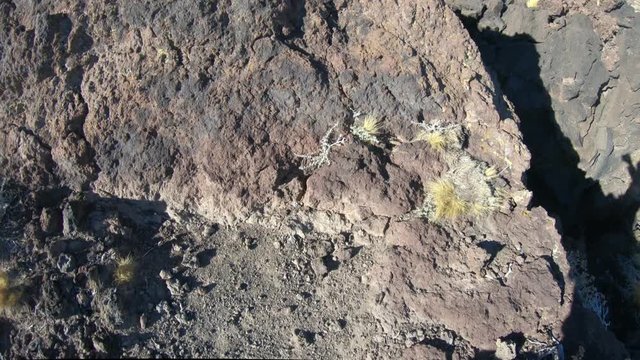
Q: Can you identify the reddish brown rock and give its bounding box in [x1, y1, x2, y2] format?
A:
[0, 0, 601, 357]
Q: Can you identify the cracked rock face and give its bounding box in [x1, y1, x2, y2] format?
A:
[448, 0, 640, 198]
[0, 0, 585, 358]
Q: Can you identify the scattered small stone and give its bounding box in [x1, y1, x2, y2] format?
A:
[293, 329, 316, 346]
[495, 338, 518, 360]
[40, 207, 62, 234]
[404, 338, 415, 348]
[202, 224, 219, 237]
[294, 227, 306, 239]
[273, 241, 281, 249]
[326, 319, 345, 332]
[62, 203, 78, 236]
[285, 235, 297, 248]
[281, 305, 297, 315]
[175, 313, 188, 325]
[334, 247, 358, 262]
[243, 236, 257, 250]
[159, 270, 172, 280]
[166, 279, 183, 297]
[311, 258, 328, 277]
[171, 244, 184, 257]
[92, 336, 108, 353]
[57, 253, 75, 273]
[181, 282, 191, 293]
[182, 257, 197, 269]
[156, 301, 171, 315]
[76, 289, 91, 308]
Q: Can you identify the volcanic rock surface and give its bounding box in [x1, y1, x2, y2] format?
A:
[0, 0, 636, 358]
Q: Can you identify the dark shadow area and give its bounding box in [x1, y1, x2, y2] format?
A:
[0, 181, 180, 357]
[0, 319, 12, 358]
[420, 337, 456, 360]
[458, 15, 640, 360]
[477, 240, 506, 267]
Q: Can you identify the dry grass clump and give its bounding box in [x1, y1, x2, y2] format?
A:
[0, 271, 20, 309]
[526, 0, 539, 8]
[351, 115, 383, 145]
[114, 256, 136, 285]
[413, 120, 464, 152]
[413, 154, 507, 221]
[429, 180, 468, 219]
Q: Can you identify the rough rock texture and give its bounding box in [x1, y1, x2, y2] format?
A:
[447, 0, 640, 199]
[446, 0, 640, 357]
[0, 0, 605, 358]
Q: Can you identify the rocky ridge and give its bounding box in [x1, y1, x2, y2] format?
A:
[0, 0, 635, 358]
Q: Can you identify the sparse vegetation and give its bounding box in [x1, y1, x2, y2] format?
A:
[0, 271, 20, 309]
[351, 114, 382, 145]
[427, 180, 468, 220]
[412, 154, 506, 221]
[296, 123, 346, 171]
[114, 256, 136, 285]
[412, 120, 464, 152]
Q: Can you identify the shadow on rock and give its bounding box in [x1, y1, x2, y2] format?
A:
[21, 190, 175, 357]
[460, 15, 640, 360]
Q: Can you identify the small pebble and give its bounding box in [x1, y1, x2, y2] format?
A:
[159, 270, 172, 280]
[140, 314, 148, 329]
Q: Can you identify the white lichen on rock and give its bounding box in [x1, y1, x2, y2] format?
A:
[296, 123, 346, 171]
[412, 120, 464, 152]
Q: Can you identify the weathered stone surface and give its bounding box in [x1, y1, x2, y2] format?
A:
[0, 0, 592, 358]
[370, 208, 572, 351]
[459, 0, 640, 198]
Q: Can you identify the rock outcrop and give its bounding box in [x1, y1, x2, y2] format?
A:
[1, 0, 621, 358]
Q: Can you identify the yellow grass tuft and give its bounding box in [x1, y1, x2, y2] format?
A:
[351, 115, 383, 145]
[0, 271, 20, 309]
[114, 256, 136, 285]
[417, 131, 447, 152]
[361, 115, 382, 135]
[429, 180, 468, 219]
[412, 155, 506, 222]
[0, 272, 8, 289]
[484, 166, 498, 179]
